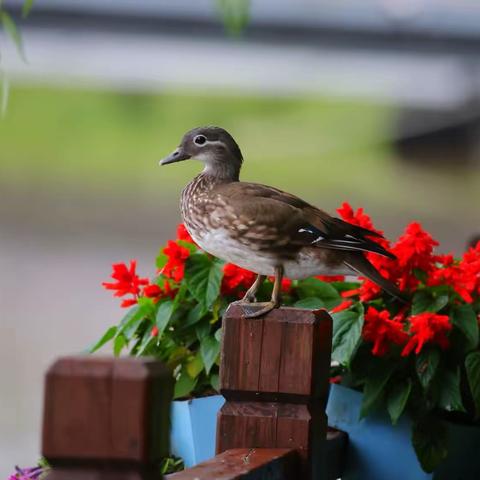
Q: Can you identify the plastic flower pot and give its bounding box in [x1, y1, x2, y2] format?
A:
[326, 384, 480, 480]
[170, 394, 225, 467]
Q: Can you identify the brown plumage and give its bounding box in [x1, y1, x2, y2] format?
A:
[161, 126, 404, 317]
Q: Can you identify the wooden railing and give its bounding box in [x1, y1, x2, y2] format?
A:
[41, 305, 347, 479]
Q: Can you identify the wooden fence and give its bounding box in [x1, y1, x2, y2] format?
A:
[41, 304, 347, 479]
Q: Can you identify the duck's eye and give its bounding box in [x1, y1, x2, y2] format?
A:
[194, 135, 207, 146]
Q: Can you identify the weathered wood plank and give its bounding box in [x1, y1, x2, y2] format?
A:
[169, 448, 298, 480]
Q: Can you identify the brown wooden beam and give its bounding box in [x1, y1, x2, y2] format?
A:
[168, 448, 298, 480]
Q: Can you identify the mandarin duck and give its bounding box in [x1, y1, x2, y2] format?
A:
[161, 126, 404, 318]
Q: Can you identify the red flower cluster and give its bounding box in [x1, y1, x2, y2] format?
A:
[221, 263, 257, 297]
[162, 240, 191, 282]
[338, 203, 441, 301]
[428, 242, 480, 303]
[102, 260, 149, 307]
[401, 312, 452, 356]
[316, 275, 345, 282]
[362, 307, 408, 356]
[177, 223, 194, 243]
[102, 260, 177, 307]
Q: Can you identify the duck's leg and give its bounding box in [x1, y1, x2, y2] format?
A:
[242, 274, 266, 303]
[243, 266, 283, 318]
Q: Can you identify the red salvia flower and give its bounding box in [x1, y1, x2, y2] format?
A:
[162, 240, 191, 282]
[362, 307, 409, 356]
[221, 263, 257, 297]
[331, 299, 353, 313]
[102, 260, 149, 308]
[151, 325, 159, 337]
[401, 312, 452, 356]
[177, 223, 194, 243]
[316, 275, 345, 282]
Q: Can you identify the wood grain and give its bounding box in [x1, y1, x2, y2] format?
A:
[217, 305, 332, 479]
[42, 356, 172, 479]
[169, 448, 298, 480]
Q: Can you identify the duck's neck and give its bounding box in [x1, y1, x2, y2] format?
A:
[202, 161, 241, 183]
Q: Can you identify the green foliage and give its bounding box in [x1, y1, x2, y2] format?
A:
[412, 416, 448, 473]
[331, 304, 364, 366]
[465, 351, 480, 418]
[216, 0, 250, 36]
[415, 348, 440, 390]
[387, 378, 412, 425]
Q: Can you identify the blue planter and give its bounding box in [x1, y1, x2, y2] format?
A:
[170, 395, 224, 467]
[326, 384, 480, 480]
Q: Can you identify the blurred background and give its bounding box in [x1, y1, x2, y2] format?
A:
[1, 0, 480, 473]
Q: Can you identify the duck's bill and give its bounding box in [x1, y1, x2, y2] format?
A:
[159, 149, 191, 165]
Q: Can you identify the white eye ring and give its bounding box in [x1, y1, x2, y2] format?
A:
[194, 135, 207, 146]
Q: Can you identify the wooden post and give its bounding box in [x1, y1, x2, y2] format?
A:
[216, 305, 332, 480]
[42, 356, 172, 480]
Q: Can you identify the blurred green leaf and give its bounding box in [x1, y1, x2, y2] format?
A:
[451, 304, 479, 351]
[437, 367, 465, 412]
[332, 307, 364, 366]
[88, 326, 117, 353]
[185, 254, 224, 308]
[216, 0, 250, 36]
[465, 351, 480, 418]
[411, 290, 448, 315]
[155, 300, 174, 337]
[1, 11, 25, 60]
[360, 361, 393, 418]
[186, 352, 204, 379]
[387, 378, 411, 424]
[184, 302, 208, 327]
[113, 333, 126, 356]
[22, 0, 35, 18]
[174, 366, 197, 399]
[415, 348, 440, 390]
[412, 416, 448, 473]
[296, 278, 340, 309]
[200, 336, 220, 375]
[294, 297, 325, 309]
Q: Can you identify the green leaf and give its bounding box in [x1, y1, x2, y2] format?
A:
[412, 417, 448, 473]
[411, 290, 449, 315]
[465, 351, 480, 417]
[136, 334, 156, 357]
[184, 302, 207, 327]
[331, 308, 364, 366]
[156, 252, 168, 270]
[415, 348, 440, 390]
[113, 334, 126, 357]
[22, 0, 35, 18]
[88, 326, 117, 353]
[155, 300, 174, 337]
[296, 278, 340, 309]
[360, 362, 394, 418]
[174, 366, 198, 399]
[1, 12, 25, 60]
[200, 336, 221, 375]
[437, 367, 465, 412]
[451, 305, 479, 351]
[216, 0, 250, 36]
[387, 378, 412, 424]
[294, 297, 325, 309]
[185, 254, 224, 308]
[196, 322, 211, 341]
[210, 373, 220, 391]
[214, 327, 222, 342]
[117, 305, 144, 340]
[186, 352, 204, 379]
